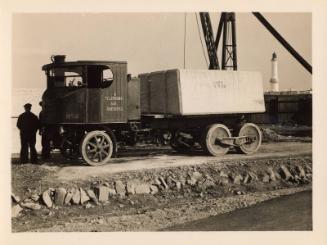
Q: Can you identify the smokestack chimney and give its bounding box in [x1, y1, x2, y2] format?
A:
[51, 55, 66, 64]
[270, 52, 279, 92]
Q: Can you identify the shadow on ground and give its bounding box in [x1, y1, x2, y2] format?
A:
[163, 190, 312, 231]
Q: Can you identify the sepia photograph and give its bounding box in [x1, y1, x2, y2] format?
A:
[1, 1, 327, 244]
[9, 11, 313, 232]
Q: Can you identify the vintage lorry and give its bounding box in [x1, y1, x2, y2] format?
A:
[40, 55, 265, 166]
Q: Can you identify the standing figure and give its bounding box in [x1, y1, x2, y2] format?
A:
[16, 103, 40, 164]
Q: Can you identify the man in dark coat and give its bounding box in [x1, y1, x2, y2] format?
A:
[16, 103, 40, 163]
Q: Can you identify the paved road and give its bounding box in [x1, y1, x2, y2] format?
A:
[165, 190, 312, 231]
[51, 142, 311, 180]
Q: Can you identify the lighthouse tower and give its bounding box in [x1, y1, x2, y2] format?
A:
[270, 52, 279, 92]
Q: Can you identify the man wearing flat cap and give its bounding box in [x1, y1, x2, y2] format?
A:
[16, 103, 40, 163]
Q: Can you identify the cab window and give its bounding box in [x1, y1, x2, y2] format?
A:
[87, 66, 113, 88]
[48, 66, 85, 88]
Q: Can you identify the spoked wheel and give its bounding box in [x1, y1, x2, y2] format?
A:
[80, 130, 115, 166]
[202, 124, 231, 156]
[238, 123, 262, 154]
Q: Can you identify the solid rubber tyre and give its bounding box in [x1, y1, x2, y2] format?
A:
[202, 124, 231, 156]
[80, 130, 115, 166]
[238, 123, 262, 154]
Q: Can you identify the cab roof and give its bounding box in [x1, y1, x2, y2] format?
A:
[42, 60, 127, 70]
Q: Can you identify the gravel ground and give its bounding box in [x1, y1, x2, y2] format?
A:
[13, 186, 311, 232]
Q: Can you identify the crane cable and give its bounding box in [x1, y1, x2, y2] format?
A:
[195, 13, 209, 67]
[183, 12, 187, 69]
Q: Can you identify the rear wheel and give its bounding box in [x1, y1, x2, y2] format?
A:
[80, 130, 115, 166]
[238, 123, 262, 154]
[202, 124, 231, 156]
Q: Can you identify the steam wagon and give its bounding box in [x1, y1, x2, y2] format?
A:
[41, 55, 265, 166]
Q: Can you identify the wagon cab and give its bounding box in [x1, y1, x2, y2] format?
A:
[41, 55, 128, 125]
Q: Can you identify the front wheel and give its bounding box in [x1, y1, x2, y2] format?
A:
[80, 130, 116, 166]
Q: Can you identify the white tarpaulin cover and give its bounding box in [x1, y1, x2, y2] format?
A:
[140, 69, 265, 115]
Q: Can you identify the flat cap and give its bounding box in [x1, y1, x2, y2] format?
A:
[24, 103, 32, 109]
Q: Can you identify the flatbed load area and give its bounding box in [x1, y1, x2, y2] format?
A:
[140, 69, 265, 115]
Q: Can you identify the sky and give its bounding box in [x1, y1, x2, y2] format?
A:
[12, 12, 312, 91]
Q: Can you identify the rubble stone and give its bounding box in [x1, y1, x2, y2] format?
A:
[294, 175, 301, 183]
[274, 170, 281, 179]
[97, 218, 104, 224]
[243, 174, 250, 184]
[235, 190, 245, 195]
[86, 189, 99, 205]
[219, 170, 229, 178]
[179, 177, 187, 186]
[186, 178, 195, 186]
[154, 178, 161, 185]
[154, 178, 164, 190]
[27, 189, 40, 202]
[262, 174, 270, 183]
[279, 165, 293, 181]
[267, 167, 277, 182]
[248, 171, 258, 181]
[176, 181, 182, 190]
[20, 201, 41, 210]
[103, 182, 110, 187]
[134, 183, 151, 194]
[159, 177, 169, 189]
[12, 204, 23, 217]
[11, 193, 21, 203]
[64, 189, 74, 205]
[30, 193, 40, 202]
[219, 177, 230, 186]
[296, 165, 306, 178]
[304, 163, 312, 173]
[72, 188, 81, 205]
[55, 188, 67, 206]
[233, 174, 243, 185]
[166, 176, 177, 188]
[129, 200, 135, 205]
[85, 203, 94, 209]
[126, 179, 140, 195]
[187, 171, 203, 186]
[96, 186, 111, 202]
[42, 190, 53, 208]
[201, 179, 215, 189]
[108, 188, 117, 197]
[115, 181, 126, 197]
[149, 185, 159, 194]
[80, 188, 90, 204]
